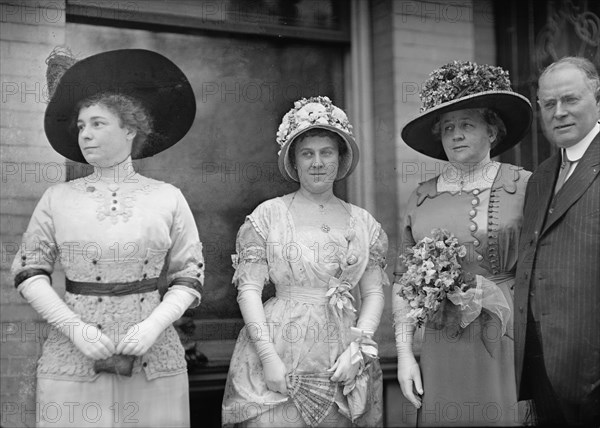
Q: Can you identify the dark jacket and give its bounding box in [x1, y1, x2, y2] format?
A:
[515, 132, 600, 402]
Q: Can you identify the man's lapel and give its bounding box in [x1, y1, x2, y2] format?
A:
[528, 155, 560, 236]
[542, 134, 600, 235]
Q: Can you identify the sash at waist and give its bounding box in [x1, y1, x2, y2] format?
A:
[65, 277, 159, 296]
[275, 285, 329, 305]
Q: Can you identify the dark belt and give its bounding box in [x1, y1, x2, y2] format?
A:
[65, 277, 159, 296]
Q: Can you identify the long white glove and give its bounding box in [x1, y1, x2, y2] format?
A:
[116, 286, 195, 356]
[18, 275, 115, 360]
[356, 271, 385, 333]
[393, 281, 423, 409]
[330, 273, 384, 383]
[237, 283, 287, 395]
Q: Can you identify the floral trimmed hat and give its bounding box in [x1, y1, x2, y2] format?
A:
[401, 61, 532, 160]
[276, 96, 359, 182]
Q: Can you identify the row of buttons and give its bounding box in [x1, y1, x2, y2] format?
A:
[111, 192, 118, 211]
[488, 189, 500, 275]
[469, 194, 483, 262]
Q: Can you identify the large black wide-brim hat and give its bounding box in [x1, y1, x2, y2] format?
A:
[401, 90, 533, 160]
[44, 49, 196, 163]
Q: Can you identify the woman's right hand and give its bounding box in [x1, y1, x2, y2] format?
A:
[262, 355, 288, 395]
[68, 322, 115, 360]
[397, 354, 423, 409]
[16, 275, 115, 360]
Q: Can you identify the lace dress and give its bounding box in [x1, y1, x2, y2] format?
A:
[222, 197, 389, 427]
[12, 173, 204, 427]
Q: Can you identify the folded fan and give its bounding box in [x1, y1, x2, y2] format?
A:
[286, 372, 337, 427]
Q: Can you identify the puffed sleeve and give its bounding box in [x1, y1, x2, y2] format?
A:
[231, 218, 269, 293]
[11, 187, 59, 287]
[166, 188, 204, 306]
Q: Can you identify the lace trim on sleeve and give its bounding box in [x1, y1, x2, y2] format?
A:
[231, 220, 269, 289]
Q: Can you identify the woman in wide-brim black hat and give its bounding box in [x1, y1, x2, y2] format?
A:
[12, 48, 203, 427]
[393, 61, 533, 426]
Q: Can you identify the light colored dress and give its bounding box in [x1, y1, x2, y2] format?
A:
[398, 163, 530, 427]
[11, 172, 204, 428]
[222, 197, 389, 427]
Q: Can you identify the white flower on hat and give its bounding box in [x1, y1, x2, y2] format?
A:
[331, 106, 348, 124]
[297, 102, 327, 121]
[277, 117, 290, 142]
[275, 96, 354, 149]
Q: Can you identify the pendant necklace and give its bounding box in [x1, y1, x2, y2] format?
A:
[295, 191, 335, 233]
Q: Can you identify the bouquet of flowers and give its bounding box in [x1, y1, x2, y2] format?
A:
[396, 228, 476, 328]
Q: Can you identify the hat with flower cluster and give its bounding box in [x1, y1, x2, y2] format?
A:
[401, 60, 532, 160]
[276, 96, 359, 181]
[44, 47, 196, 164]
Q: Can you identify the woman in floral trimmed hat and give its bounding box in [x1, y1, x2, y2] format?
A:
[222, 96, 389, 427]
[12, 48, 203, 427]
[393, 61, 533, 426]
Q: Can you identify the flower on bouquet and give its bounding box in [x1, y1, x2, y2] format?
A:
[396, 228, 476, 327]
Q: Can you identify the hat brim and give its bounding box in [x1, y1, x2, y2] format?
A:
[401, 91, 532, 160]
[278, 124, 359, 182]
[44, 49, 196, 164]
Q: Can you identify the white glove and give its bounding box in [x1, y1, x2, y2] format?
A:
[356, 271, 385, 334]
[328, 345, 362, 384]
[393, 282, 423, 409]
[237, 283, 287, 395]
[18, 275, 115, 360]
[116, 286, 195, 356]
[328, 274, 385, 384]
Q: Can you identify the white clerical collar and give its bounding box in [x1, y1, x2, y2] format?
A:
[565, 122, 600, 162]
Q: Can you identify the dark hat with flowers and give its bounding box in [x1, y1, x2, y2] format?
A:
[401, 60, 532, 160]
[44, 47, 196, 164]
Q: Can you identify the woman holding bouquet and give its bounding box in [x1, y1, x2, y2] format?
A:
[393, 61, 533, 426]
[222, 96, 389, 427]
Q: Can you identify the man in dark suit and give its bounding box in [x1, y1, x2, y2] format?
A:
[515, 56, 600, 426]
